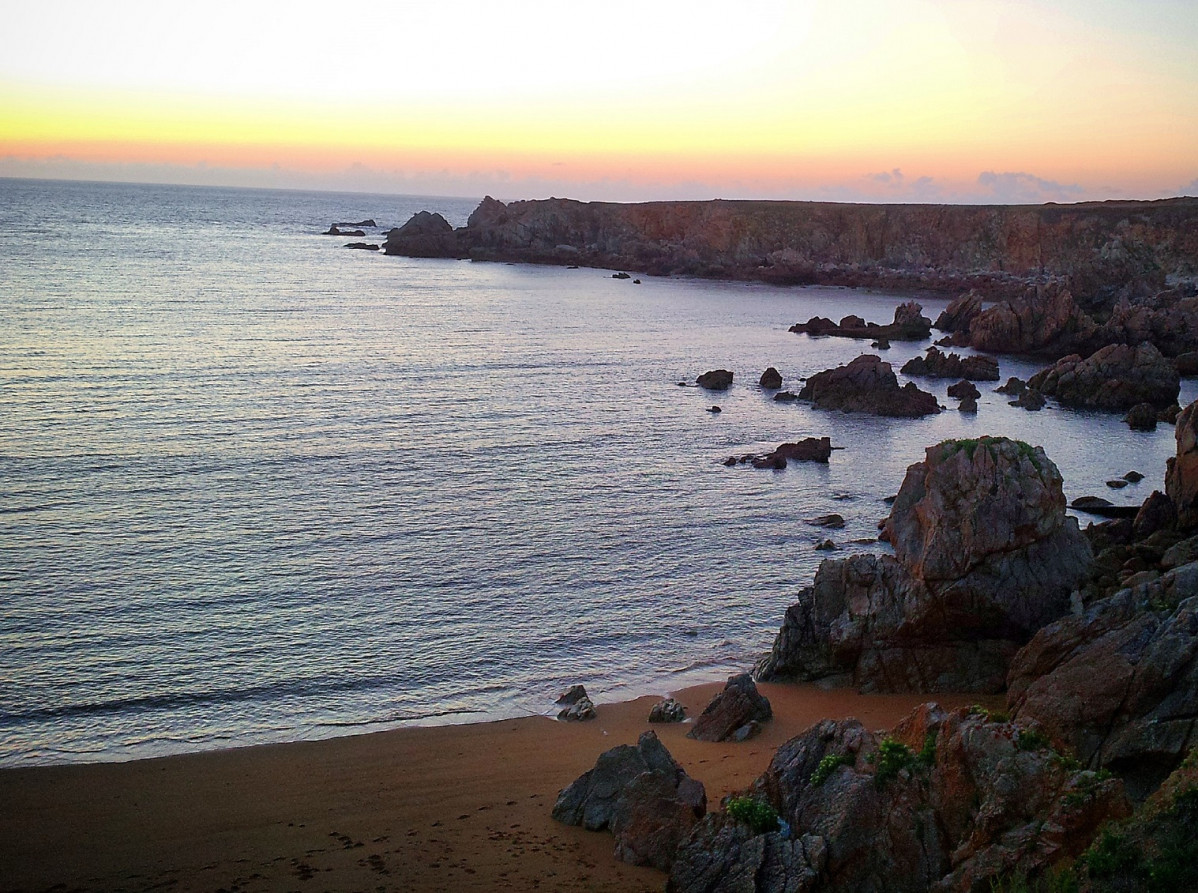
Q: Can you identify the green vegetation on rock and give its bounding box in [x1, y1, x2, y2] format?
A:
[725, 796, 781, 835]
[809, 753, 854, 787]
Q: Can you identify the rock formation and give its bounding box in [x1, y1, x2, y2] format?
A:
[756, 437, 1092, 692]
[687, 674, 772, 743]
[1027, 342, 1180, 410]
[900, 347, 1000, 381]
[759, 367, 783, 389]
[553, 730, 706, 871]
[1166, 400, 1198, 528]
[696, 369, 734, 391]
[556, 684, 597, 721]
[797, 354, 941, 418]
[381, 211, 456, 257]
[384, 197, 1198, 303]
[1008, 563, 1198, 800]
[668, 704, 1128, 893]
[727, 438, 833, 469]
[789, 302, 932, 342]
[649, 698, 687, 723]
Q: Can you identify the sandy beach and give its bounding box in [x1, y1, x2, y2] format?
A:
[0, 680, 998, 892]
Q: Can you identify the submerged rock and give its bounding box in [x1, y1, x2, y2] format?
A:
[757, 437, 1092, 692]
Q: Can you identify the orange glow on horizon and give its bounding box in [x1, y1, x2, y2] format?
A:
[2, 1, 1195, 202]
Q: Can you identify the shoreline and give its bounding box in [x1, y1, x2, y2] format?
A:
[0, 679, 1000, 892]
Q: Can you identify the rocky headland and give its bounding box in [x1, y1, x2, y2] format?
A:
[385, 196, 1198, 302]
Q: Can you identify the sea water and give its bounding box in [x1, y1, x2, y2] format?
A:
[1, 178, 1192, 766]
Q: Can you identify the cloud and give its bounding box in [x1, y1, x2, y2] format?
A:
[1180, 177, 1198, 196]
[975, 171, 1086, 204]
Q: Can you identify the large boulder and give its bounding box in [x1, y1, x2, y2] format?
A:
[1166, 399, 1198, 528]
[1008, 562, 1198, 800]
[798, 354, 940, 418]
[688, 674, 772, 742]
[759, 367, 783, 389]
[381, 211, 459, 257]
[1027, 342, 1180, 410]
[668, 704, 1128, 893]
[756, 438, 1092, 692]
[553, 730, 706, 870]
[697, 369, 734, 391]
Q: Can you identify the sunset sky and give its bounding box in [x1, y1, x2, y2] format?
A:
[2, 0, 1196, 203]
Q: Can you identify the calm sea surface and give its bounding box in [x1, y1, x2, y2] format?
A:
[2, 178, 1193, 766]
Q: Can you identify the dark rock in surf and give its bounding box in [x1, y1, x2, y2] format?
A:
[759, 367, 783, 389]
[697, 370, 733, 391]
[798, 354, 940, 418]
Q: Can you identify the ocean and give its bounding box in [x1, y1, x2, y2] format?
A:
[1, 178, 1191, 766]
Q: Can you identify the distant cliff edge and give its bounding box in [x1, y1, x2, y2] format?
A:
[384, 196, 1198, 303]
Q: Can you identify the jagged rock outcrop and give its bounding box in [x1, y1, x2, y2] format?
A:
[553, 730, 706, 871]
[649, 698, 687, 724]
[1166, 400, 1198, 528]
[1027, 342, 1180, 410]
[756, 437, 1092, 692]
[790, 302, 932, 342]
[933, 291, 984, 333]
[944, 286, 1099, 356]
[384, 197, 1198, 302]
[1008, 563, 1198, 799]
[556, 684, 596, 721]
[798, 354, 940, 418]
[688, 674, 772, 742]
[901, 347, 1000, 381]
[668, 704, 1128, 893]
[946, 380, 981, 401]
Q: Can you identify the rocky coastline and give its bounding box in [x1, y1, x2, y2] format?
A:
[557, 422, 1198, 891]
[381, 194, 1198, 889]
[384, 195, 1198, 303]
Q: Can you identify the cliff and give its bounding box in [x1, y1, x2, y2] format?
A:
[385, 196, 1198, 301]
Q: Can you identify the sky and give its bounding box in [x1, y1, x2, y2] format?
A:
[1, 0, 1196, 203]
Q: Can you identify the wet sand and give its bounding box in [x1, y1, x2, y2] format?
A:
[0, 681, 999, 892]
